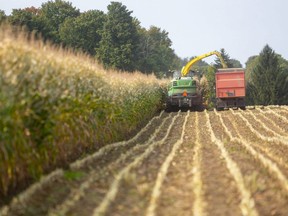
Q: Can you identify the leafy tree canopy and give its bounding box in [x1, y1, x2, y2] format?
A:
[230, 59, 242, 68]
[39, 0, 80, 43]
[8, 7, 41, 31]
[96, 2, 139, 71]
[59, 10, 105, 55]
[0, 10, 6, 23]
[245, 55, 259, 82]
[136, 26, 177, 76]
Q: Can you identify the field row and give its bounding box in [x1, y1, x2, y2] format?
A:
[1, 106, 288, 215]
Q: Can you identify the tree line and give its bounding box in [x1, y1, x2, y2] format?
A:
[0, 0, 181, 77]
[1, 1, 288, 105]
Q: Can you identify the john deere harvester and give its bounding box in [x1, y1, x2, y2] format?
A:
[166, 50, 227, 110]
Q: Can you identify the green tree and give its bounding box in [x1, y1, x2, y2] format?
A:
[96, 2, 139, 71]
[275, 55, 288, 104]
[39, 0, 80, 43]
[8, 7, 42, 32]
[214, 48, 242, 68]
[278, 54, 288, 69]
[137, 26, 176, 76]
[59, 10, 105, 55]
[245, 56, 259, 82]
[275, 67, 288, 104]
[248, 44, 288, 105]
[214, 48, 230, 68]
[245, 56, 259, 105]
[230, 59, 242, 68]
[170, 54, 183, 72]
[0, 10, 6, 23]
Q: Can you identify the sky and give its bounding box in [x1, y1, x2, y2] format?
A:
[1, 0, 288, 66]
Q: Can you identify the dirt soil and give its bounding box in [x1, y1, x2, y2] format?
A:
[1, 106, 288, 216]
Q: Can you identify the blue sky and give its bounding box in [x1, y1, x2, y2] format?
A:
[1, 0, 288, 66]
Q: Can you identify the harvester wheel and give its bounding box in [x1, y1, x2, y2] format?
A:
[165, 101, 172, 112]
[216, 107, 224, 111]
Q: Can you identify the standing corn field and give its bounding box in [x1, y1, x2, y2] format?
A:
[0, 25, 166, 202]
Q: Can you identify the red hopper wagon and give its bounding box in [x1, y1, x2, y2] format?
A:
[215, 68, 245, 110]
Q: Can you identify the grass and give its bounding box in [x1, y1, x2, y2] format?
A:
[63, 171, 86, 181]
[0, 24, 167, 200]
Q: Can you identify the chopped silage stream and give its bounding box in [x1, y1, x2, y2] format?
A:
[1, 106, 288, 216]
